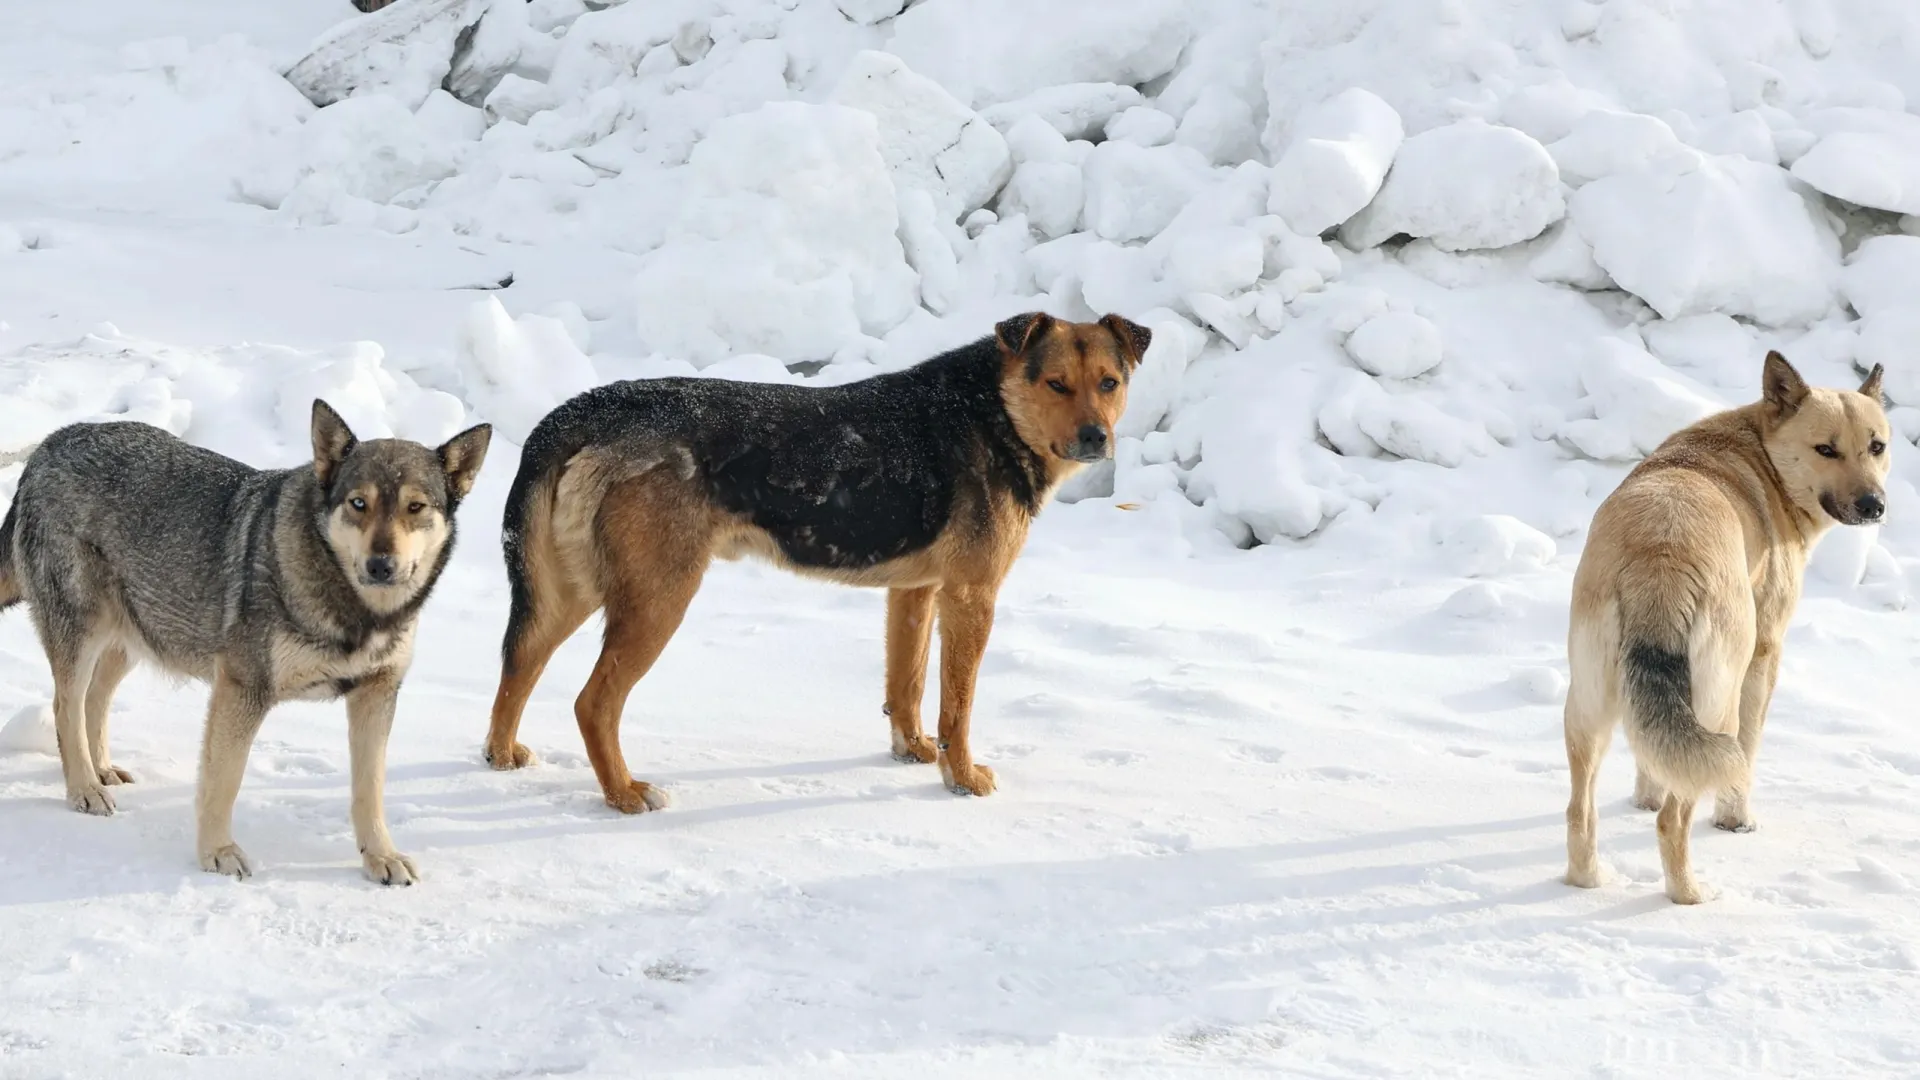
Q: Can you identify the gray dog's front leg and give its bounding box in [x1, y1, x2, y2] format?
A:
[196, 671, 269, 878]
[347, 671, 417, 886]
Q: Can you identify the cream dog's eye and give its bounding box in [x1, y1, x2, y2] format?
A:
[1814, 444, 1839, 459]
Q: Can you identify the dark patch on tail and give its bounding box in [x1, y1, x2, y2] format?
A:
[1622, 640, 1745, 793]
[497, 398, 609, 671]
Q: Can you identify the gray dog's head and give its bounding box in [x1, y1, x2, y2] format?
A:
[310, 400, 492, 615]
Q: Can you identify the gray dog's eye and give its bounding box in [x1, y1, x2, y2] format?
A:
[408, 501, 426, 514]
[349, 497, 367, 511]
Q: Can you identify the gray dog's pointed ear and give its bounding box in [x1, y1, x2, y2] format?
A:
[1099, 313, 1153, 373]
[438, 423, 492, 505]
[311, 399, 357, 490]
[1762, 350, 1810, 415]
[1859, 363, 1886, 403]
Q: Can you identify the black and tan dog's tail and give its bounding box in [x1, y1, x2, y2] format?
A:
[1620, 636, 1746, 798]
[497, 399, 609, 672]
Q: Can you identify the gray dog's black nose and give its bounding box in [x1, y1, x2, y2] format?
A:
[366, 555, 396, 583]
[1856, 493, 1886, 521]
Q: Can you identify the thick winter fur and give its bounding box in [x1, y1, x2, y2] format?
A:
[483, 312, 1151, 811]
[0, 403, 491, 884]
[1564, 352, 1890, 904]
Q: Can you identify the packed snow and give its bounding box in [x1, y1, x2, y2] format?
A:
[4, 0, 1920, 1075]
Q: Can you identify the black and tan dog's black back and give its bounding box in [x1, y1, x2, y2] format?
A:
[483, 312, 1151, 812]
[0, 403, 491, 883]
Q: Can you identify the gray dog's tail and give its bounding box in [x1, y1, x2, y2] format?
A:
[1620, 639, 1746, 798]
[0, 500, 19, 611]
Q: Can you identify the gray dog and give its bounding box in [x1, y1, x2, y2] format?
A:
[0, 402, 490, 884]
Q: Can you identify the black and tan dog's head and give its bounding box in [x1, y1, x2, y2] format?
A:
[1761, 351, 1891, 527]
[311, 400, 493, 614]
[995, 311, 1151, 467]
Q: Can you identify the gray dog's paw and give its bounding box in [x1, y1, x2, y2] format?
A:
[200, 843, 254, 879]
[67, 783, 116, 816]
[363, 850, 419, 886]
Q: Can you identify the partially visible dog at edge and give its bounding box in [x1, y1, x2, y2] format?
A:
[0, 403, 492, 884]
[1564, 351, 1890, 904]
[482, 311, 1151, 812]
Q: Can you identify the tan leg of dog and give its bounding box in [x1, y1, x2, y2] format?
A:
[347, 672, 416, 886]
[85, 646, 134, 786]
[574, 481, 708, 814]
[196, 671, 270, 879]
[934, 583, 998, 796]
[1657, 793, 1713, 904]
[52, 636, 112, 815]
[486, 598, 595, 771]
[1714, 645, 1780, 833]
[1631, 766, 1665, 812]
[885, 586, 939, 764]
[1563, 698, 1612, 889]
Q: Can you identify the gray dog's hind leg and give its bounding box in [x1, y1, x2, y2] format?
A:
[85, 646, 135, 786]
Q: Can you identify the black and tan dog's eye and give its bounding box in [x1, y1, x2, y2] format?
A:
[1814, 444, 1839, 459]
[1870, 439, 1887, 456]
[1046, 379, 1070, 395]
[349, 497, 368, 511]
[407, 501, 426, 514]
[1099, 377, 1119, 392]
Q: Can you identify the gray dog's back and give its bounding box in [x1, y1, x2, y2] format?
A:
[2, 422, 295, 670]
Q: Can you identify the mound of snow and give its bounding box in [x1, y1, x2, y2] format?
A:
[980, 83, 1143, 140]
[454, 297, 599, 445]
[1544, 110, 1687, 185]
[1345, 311, 1442, 379]
[831, 51, 1012, 223]
[999, 161, 1085, 240]
[0, 704, 56, 756]
[284, 0, 491, 110]
[1559, 339, 1722, 461]
[1166, 226, 1265, 299]
[1792, 131, 1920, 215]
[1847, 238, 1920, 405]
[889, 0, 1191, 109]
[279, 94, 464, 206]
[1570, 155, 1841, 326]
[1341, 121, 1564, 252]
[1081, 143, 1212, 243]
[1267, 88, 1404, 237]
[633, 102, 918, 366]
[1441, 515, 1556, 577]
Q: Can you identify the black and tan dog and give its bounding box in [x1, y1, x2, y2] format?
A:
[481, 312, 1151, 811]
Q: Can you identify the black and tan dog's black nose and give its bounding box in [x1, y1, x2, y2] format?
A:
[1073, 424, 1110, 460]
[365, 555, 397, 583]
[1856, 492, 1886, 521]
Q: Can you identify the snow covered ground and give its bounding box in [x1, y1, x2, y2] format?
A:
[5, 0, 1920, 1075]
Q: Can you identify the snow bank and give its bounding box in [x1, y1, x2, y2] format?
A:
[632, 102, 918, 366]
[1792, 131, 1920, 216]
[454, 297, 600, 445]
[1267, 88, 1403, 237]
[1341, 121, 1564, 252]
[1570, 155, 1841, 325]
[830, 51, 1011, 223]
[888, 0, 1191, 109]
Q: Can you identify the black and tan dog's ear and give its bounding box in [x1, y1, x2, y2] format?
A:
[1859, 363, 1886, 403]
[1100, 314, 1153, 373]
[311, 399, 358, 490]
[995, 311, 1055, 356]
[1762, 350, 1810, 414]
[437, 423, 493, 504]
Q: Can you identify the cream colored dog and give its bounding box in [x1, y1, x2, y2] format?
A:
[1563, 352, 1890, 904]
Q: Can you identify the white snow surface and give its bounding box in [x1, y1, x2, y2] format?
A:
[5, 0, 1920, 1076]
